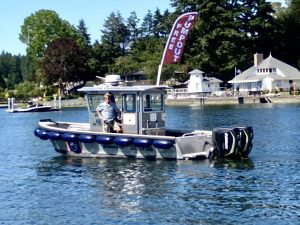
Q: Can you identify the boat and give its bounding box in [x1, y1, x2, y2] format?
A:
[6, 98, 61, 113]
[33, 12, 253, 160]
[34, 84, 253, 160]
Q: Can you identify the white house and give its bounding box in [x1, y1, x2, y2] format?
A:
[166, 69, 223, 99]
[229, 53, 300, 93]
[186, 69, 222, 93]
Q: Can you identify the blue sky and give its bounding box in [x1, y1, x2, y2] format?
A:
[0, 0, 285, 55]
[0, 0, 171, 55]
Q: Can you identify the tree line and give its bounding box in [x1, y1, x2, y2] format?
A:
[0, 0, 299, 100]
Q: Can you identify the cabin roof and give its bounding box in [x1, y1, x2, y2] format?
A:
[78, 85, 169, 94]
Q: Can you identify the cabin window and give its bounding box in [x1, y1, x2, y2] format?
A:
[143, 93, 163, 112]
[87, 94, 103, 112]
[122, 94, 136, 112]
[87, 93, 121, 112]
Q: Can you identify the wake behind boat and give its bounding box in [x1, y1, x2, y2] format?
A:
[34, 84, 253, 160]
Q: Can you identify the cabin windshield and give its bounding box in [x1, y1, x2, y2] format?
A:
[143, 93, 164, 112]
[87, 94, 122, 112]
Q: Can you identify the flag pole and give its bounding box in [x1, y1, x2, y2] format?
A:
[155, 12, 198, 86]
[234, 67, 237, 93]
[156, 64, 163, 86]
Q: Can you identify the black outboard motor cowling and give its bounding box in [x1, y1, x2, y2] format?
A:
[212, 126, 254, 159]
[212, 128, 239, 158]
[235, 126, 253, 158]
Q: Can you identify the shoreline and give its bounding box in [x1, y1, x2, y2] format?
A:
[2, 95, 300, 109]
[59, 95, 300, 107]
[166, 95, 300, 106]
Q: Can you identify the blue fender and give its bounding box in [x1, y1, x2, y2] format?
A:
[114, 137, 132, 146]
[34, 127, 49, 140]
[47, 131, 62, 140]
[95, 135, 114, 144]
[152, 139, 174, 149]
[133, 138, 153, 148]
[78, 134, 95, 143]
[62, 133, 78, 142]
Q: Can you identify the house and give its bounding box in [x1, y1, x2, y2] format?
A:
[121, 71, 152, 86]
[229, 53, 300, 93]
[185, 69, 223, 93]
[166, 69, 223, 99]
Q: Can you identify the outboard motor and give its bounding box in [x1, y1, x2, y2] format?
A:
[235, 126, 253, 158]
[212, 127, 239, 158]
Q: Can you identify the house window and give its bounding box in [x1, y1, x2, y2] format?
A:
[247, 83, 252, 90]
[275, 80, 281, 88]
[257, 81, 262, 90]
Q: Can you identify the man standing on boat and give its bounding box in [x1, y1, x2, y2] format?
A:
[96, 92, 122, 133]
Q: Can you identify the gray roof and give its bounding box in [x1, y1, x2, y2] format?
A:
[203, 77, 223, 83]
[184, 76, 222, 84]
[78, 85, 169, 94]
[229, 54, 300, 83]
[188, 69, 204, 75]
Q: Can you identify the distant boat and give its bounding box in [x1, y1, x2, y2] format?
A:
[6, 98, 61, 113]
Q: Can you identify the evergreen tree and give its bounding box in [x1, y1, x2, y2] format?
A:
[101, 11, 130, 56]
[141, 10, 154, 37]
[89, 41, 110, 76]
[77, 19, 92, 46]
[171, 0, 276, 81]
[275, 0, 300, 67]
[126, 11, 141, 42]
[0, 51, 29, 89]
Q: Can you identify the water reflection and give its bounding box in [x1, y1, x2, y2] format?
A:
[3, 104, 300, 224]
[211, 158, 255, 170]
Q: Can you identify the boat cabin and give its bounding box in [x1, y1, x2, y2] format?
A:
[78, 85, 168, 135]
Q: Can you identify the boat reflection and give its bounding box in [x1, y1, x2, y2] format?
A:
[210, 158, 254, 170]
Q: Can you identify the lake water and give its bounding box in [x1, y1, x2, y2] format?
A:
[0, 104, 300, 225]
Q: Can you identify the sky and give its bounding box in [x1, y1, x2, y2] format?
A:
[0, 0, 171, 55]
[0, 0, 286, 55]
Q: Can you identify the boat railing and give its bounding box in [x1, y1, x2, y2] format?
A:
[182, 130, 212, 137]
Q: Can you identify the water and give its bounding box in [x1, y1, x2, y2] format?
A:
[1, 104, 300, 225]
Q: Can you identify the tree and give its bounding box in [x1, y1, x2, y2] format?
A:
[19, 55, 35, 81]
[19, 10, 83, 64]
[126, 11, 141, 42]
[141, 10, 154, 37]
[14, 81, 42, 101]
[0, 51, 29, 89]
[151, 8, 172, 38]
[275, 0, 300, 67]
[40, 37, 93, 96]
[89, 41, 110, 76]
[101, 11, 130, 56]
[77, 19, 91, 47]
[171, 0, 276, 81]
